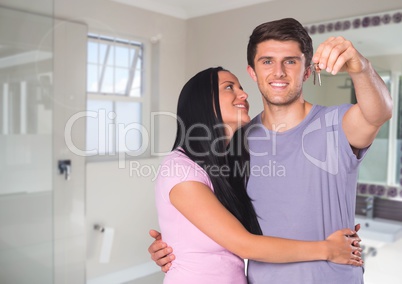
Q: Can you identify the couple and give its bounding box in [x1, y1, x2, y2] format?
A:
[149, 18, 392, 283]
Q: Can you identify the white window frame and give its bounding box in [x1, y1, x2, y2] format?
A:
[86, 32, 152, 162]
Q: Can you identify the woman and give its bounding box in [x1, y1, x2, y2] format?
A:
[154, 67, 362, 283]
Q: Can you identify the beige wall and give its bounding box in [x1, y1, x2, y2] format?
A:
[1, 0, 402, 283]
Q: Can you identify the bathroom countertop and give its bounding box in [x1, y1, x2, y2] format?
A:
[362, 238, 402, 284]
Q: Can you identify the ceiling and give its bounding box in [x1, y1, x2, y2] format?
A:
[1, 1, 401, 67]
[111, 0, 276, 19]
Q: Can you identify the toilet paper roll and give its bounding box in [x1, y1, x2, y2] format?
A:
[99, 227, 115, 263]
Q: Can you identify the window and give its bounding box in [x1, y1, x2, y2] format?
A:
[357, 73, 391, 184]
[358, 73, 401, 188]
[86, 34, 150, 160]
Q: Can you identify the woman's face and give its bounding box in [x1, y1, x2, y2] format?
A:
[218, 71, 250, 136]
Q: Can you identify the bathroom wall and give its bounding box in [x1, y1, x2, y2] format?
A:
[2, 0, 402, 283]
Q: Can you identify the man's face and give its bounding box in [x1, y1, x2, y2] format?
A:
[247, 39, 311, 107]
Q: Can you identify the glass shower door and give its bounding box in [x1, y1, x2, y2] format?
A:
[0, 6, 54, 284]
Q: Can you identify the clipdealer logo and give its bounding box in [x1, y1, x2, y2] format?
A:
[302, 109, 339, 175]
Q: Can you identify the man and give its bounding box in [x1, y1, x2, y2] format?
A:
[148, 18, 392, 283]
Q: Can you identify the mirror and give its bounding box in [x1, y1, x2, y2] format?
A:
[303, 9, 402, 192]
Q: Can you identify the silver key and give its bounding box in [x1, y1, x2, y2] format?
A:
[312, 63, 322, 86]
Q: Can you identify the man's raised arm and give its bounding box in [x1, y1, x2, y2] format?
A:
[313, 36, 393, 150]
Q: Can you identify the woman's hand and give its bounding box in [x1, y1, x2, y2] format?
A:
[325, 228, 363, 266]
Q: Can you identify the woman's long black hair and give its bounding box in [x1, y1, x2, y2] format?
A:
[172, 66, 262, 235]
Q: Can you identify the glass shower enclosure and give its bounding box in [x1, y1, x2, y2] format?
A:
[0, 5, 54, 283]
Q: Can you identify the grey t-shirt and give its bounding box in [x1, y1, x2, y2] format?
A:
[246, 104, 366, 284]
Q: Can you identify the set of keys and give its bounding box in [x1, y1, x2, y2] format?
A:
[311, 63, 322, 86]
